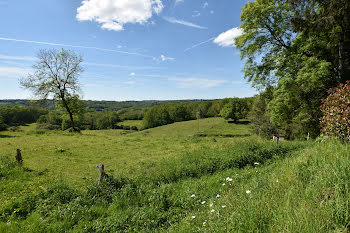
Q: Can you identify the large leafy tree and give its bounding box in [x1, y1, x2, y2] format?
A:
[21, 49, 85, 132]
[236, 0, 349, 138]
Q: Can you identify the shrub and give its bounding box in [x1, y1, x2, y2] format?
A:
[320, 81, 350, 142]
[122, 125, 130, 130]
[0, 116, 8, 131]
[36, 123, 60, 130]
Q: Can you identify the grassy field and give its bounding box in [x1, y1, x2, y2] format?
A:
[118, 120, 144, 129]
[0, 118, 349, 232]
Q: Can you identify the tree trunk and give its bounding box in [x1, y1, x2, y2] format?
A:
[61, 97, 76, 132]
[68, 109, 75, 132]
[339, 32, 345, 83]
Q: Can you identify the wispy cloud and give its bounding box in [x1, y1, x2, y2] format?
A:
[163, 17, 207, 29]
[0, 54, 165, 71]
[203, 2, 208, 8]
[192, 11, 201, 18]
[83, 62, 164, 70]
[0, 54, 37, 62]
[124, 81, 136, 85]
[0, 66, 31, 79]
[169, 77, 227, 88]
[184, 37, 215, 52]
[160, 54, 175, 61]
[175, 0, 184, 5]
[138, 74, 227, 88]
[0, 37, 155, 59]
[129, 72, 136, 76]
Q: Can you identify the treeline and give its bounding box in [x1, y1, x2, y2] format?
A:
[37, 110, 140, 131]
[0, 99, 209, 112]
[0, 98, 254, 132]
[0, 106, 48, 130]
[143, 98, 254, 129]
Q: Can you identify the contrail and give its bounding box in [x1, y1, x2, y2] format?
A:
[0, 37, 155, 59]
[184, 37, 215, 52]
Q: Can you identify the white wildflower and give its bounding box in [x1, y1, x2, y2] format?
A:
[211, 209, 215, 213]
[191, 194, 196, 198]
[191, 216, 196, 219]
[276, 179, 279, 183]
[201, 201, 206, 205]
[246, 190, 251, 194]
[209, 203, 213, 207]
[203, 221, 207, 226]
[216, 194, 220, 198]
[254, 162, 260, 165]
[222, 183, 226, 186]
[222, 205, 226, 208]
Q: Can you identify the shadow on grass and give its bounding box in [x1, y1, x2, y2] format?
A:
[0, 134, 17, 138]
[227, 120, 250, 125]
[197, 133, 251, 138]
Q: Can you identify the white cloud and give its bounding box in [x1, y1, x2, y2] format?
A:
[129, 72, 136, 76]
[192, 11, 200, 18]
[211, 10, 214, 14]
[213, 27, 243, 47]
[163, 17, 207, 29]
[169, 77, 227, 88]
[175, 0, 184, 5]
[76, 0, 164, 31]
[203, 2, 208, 8]
[160, 54, 175, 61]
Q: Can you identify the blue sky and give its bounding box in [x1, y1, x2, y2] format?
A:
[0, 0, 256, 101]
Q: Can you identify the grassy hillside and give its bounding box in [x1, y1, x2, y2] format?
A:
[0, 118, 348, 232]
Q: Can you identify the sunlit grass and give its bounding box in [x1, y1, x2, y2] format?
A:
[0, 118, 349, 232]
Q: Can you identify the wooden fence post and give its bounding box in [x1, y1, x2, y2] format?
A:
[15, 149, 23, 166]
[98, 164, 105, 184]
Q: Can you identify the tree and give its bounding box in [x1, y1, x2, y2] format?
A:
[249, 89, 278, 138]
[235, 0, 349, 138]
[20, 49, 84, 132]
[0, 115, 7, 131]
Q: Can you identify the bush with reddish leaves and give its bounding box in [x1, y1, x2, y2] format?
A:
[320, 81, 350, 142]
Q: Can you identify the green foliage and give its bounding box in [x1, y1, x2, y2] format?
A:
[0, 116, 7, 131]
[235, 0, 349, 139]
[220, 98, 251, 122]
[0, 106, 48, 127]
[143, 98, 254, 129]
[117, 109, 144, 120]
[249, 90, 278, 138]
[320, 81, 350, 142]
[20, 49, 84, 132]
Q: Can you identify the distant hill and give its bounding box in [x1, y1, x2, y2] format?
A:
[0, 99, 213, 111]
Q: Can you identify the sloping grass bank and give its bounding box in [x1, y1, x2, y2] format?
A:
[0, 140, 314, 232]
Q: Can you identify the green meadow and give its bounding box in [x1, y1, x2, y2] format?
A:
[0, 118, 349, 232]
